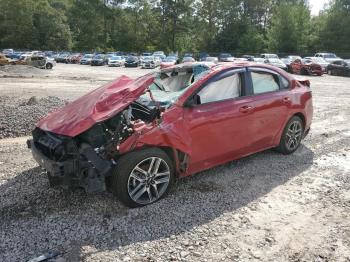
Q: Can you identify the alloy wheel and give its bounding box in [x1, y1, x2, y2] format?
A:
[285, 121, 302, 151]
[127, 157, 171, 205]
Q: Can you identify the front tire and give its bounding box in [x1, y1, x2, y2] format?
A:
[110, 148, 175, 207]
[46, 63, 53, 69]
[276, 116, 304, 154]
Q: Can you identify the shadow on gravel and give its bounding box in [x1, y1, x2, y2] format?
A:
[0, 145, 314, 261]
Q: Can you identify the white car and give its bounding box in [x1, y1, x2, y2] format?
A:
[264, 58, 288, 71]
[315, 53, 342, 63]
[141, 56, 159, 69]
[261, 53, 279, 59]
[205, 57, 219, 63]
[108, 56, 125, 67]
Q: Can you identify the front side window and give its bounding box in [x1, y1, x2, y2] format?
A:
[197, 73, 241, 104]
[251, 71, 280, 94]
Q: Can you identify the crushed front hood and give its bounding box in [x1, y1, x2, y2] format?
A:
[37, 74, 155, 137]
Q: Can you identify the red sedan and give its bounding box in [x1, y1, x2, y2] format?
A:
[290, 58, 323, 76]
[28, 62, 313, 207]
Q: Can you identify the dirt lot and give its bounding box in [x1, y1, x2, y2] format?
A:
[0, 64, 349, 262]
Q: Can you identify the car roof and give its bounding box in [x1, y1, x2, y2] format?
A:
[162, 61, 290, 76]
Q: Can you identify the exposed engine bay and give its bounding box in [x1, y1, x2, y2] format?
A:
[30, 100, 162, 192]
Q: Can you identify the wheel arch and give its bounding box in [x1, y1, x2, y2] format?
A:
[116, 145, 187, 177]
[273, 111, 307, 146]
[293, 112, 306, 129]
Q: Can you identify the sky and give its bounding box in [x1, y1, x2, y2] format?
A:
[309, 0, 329, 16]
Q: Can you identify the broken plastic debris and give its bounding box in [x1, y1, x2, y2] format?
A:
[28, 250, 60, 262]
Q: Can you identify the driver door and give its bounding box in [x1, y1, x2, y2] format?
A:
[183, 69, 256, 174]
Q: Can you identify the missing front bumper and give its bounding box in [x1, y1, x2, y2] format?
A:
[28, 139, 113, 193]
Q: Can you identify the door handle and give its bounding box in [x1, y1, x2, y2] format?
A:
[239, 105, 254, 113]
[283, 97, 291, 104]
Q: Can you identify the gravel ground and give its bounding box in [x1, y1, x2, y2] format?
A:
[0, 65, 349, 261]
[0, 96, 67, 139]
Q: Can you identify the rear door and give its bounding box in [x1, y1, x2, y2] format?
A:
[246, 68, 291, 150]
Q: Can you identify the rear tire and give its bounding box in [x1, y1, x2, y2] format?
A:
[110, 148, 175, 207]
[275, 116, 304, 155]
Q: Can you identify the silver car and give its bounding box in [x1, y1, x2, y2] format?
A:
[108, 56, 125, 67]
[27, 56, 56, 69]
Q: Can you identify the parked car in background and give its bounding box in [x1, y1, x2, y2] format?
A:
[182, 56, 196, 63]
[125, 56, 140, 67]
[281, 56, 302, 72]
[234, 58, 249, 62]
[315, 52, 342, 63]
[242, 55, 255, 61]
[218, 53, 235, 62]
[10, 56, 28, 65]
[261, 53, 279, 59]
[108, 56, 125, 67]
[0, 53, 12, 65]
[327, 60, 350, 77]
[153, 51, 166, 61]
[153, 51, 165, 57]
[254, 58, 266, 64]
[6, 51, 23, 60]
[160, 56, 177, 69]
[19, 53, 32, 62]
[2, 49, 14, 55]
[28, 62, 313, 207]
[290, 58, 323, 76]
[264, 58, 288, 71]
[68, 53, 83, 64]
[303, 57, 329, 72]
[80, 54, 94, 65]
[183, 52, 193, 58]
[91, 54, 108, 66]
[199, 52, 210, 61]
[141, 56, 159, 69]
[205, 57, 219, 63]
[27, 55, 56, 69]
[55, 53, 70, 63]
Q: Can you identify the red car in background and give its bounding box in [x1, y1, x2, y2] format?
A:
[290, 58, 323, 76]
[28, 62, 313, 207]
[68, 53, 84, 64]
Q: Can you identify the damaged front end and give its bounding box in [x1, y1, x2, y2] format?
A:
[28, 99, 161, 193]
[28, 64, 213, 193]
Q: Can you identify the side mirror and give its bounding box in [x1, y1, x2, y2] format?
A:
[185, 94, 201, 107]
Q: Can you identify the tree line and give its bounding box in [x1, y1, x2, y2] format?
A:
[0, 0, 349, 54]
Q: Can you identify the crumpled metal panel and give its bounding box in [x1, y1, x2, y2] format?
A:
[37, 74, 155, 137]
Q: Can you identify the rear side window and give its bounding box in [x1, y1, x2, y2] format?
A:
[197, 73, 241, 104]
[280, 76, 290, 89]
[251, 71, 280, 94]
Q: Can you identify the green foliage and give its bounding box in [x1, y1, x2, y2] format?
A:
[267, 2, 310, 53]
[0, 0, 349, 54]
[318, 0, 350, 52]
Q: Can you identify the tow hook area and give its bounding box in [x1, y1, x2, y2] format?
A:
[78, 143, 114, 192]
[29, 136, 114, 193]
